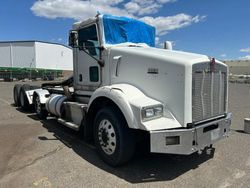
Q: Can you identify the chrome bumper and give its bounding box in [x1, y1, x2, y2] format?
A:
[150, 113, 231, 154]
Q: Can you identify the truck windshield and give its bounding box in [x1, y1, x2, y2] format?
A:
[102, 15, 156, 47]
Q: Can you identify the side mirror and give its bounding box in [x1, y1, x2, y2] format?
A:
[68, 30, 78, 47]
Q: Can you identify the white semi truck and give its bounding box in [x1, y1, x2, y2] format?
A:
[13, 14, 231, 166]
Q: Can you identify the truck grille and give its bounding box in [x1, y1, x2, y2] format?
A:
[192, 63, 227, 122]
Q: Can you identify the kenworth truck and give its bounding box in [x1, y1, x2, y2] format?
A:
[13, 14, 231, 166]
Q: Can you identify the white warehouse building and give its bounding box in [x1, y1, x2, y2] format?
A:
[0, 41, 73, 70]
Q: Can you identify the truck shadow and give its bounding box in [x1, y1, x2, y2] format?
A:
[28, 114, 215, 184]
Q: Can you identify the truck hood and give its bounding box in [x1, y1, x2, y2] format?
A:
[107, 44, 219, 127]
[106, 44, 211, 65]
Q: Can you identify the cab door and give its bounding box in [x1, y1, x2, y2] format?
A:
[76, 24, 101, 90]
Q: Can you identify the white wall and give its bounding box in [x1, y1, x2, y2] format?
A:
[0, 43, 11, 67]
[35, 42, 73, 70]
[0, 41, 73, 70]
[0, 42, 35, 68]
[12, 42, 35, 68]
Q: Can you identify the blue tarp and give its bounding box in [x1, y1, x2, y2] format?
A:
[102, 15, 156, 47]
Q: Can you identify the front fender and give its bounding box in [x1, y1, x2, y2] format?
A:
[88, 84, 163, 130]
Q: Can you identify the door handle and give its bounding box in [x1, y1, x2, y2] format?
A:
[79, 74, 83, 82]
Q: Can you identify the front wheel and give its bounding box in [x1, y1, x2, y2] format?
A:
[93, 107, 135, 166]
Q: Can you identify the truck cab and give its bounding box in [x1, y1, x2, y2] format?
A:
[14, 14, 231, 166]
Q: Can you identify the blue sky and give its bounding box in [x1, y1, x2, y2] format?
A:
[0, 0, 249, 60]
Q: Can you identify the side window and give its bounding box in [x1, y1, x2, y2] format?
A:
[89, 66, 99, 82]
[78, 25, 99, 57]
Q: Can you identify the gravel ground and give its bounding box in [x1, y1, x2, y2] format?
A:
[0, 81, 249, 188]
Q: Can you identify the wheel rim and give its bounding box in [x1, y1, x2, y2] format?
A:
[35, 97, 41, 114]
[98, 119, 116, 155]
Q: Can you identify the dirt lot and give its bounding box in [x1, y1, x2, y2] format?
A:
[0, 81, 250, 188]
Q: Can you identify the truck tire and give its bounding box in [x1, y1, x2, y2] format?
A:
[93, 107, 135, 166]
[34, 94, 48, 119]
[19, 84, 31, 111]
[13, 84, 22, 106]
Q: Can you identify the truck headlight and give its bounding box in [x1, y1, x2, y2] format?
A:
[141, 105, 163, 121]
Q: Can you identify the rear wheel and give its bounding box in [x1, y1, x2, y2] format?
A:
[19, 84, 31, 111]
[93, 107, 135, 166]
[34, 94, 48, 119]
[13, 84, 22, 106]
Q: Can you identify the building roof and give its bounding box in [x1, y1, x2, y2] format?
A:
[0, 40, 72, 50]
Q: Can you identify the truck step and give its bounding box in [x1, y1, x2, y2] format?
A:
[57, 118, 80, 131]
